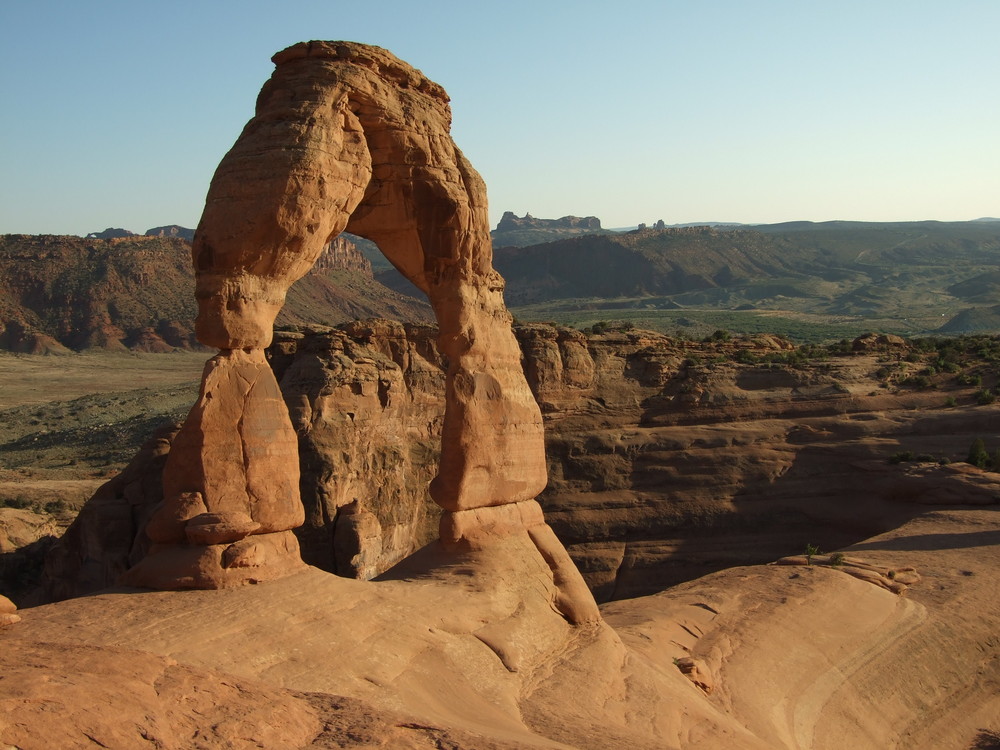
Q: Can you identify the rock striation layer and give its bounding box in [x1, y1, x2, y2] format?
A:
[121, 41, 598, 621]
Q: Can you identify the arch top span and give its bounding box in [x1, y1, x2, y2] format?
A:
[125, 41, 599, 624]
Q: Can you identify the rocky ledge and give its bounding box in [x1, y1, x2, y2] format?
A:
[35, 322, 1000, 604]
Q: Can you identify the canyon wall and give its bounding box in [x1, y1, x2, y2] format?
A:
[41, 323, 1000, 602]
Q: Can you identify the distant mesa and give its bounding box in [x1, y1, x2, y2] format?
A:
[496, 211, 602, 232]
[0, 232, 430, 353]
[492, 211, 611, 248]
[84, 225, 196, 240]
[145, 225, 195, 241]
[85, 227, 136, 239]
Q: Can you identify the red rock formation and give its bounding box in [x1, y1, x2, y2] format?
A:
[310, 235, 372, 275]
[124, 41, 598, 622]
[39, 322, 1000, 609]
[122, 350, 305, 589]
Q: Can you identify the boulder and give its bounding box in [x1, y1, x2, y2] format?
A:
[0, 594, 19, 627]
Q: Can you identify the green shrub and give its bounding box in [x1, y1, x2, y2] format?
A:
[968, 438, 990, 469]
[805, 543, 820, 564]
[704, 329, 731, 343]
[827, 339, 852, 355]
[902, 374, 932, 389]
[0, 496, 32, 510]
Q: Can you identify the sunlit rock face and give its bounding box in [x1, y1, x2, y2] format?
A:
[122, 41, 597, 622]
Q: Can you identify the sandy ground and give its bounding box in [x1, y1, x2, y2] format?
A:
[0, 351, 204, 484]
[0, 351, 206, 409]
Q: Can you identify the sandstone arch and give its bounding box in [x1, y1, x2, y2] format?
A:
[123, 41, 598, 624]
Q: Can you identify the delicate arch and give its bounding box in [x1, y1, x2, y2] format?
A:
[124, 41, 598, 624]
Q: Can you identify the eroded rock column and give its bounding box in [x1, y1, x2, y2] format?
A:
[122, 48, 373, 589]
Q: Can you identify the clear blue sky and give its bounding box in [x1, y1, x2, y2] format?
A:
[1, 0, 997, 235]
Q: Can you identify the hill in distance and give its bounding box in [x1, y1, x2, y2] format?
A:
[9, 215, 1000, 350]
[479, 217, 1000, 342]
[85, 225, 195, 241]
[372, 213, 1000, 341]
[0, 233, 431, 353]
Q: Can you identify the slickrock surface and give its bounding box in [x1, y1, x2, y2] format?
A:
[3, 508, 998, 748]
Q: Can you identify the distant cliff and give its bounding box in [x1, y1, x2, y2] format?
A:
[0, 234, 430, 352]
[496, 211, 602, 232]
[491, 221, 1000, 325]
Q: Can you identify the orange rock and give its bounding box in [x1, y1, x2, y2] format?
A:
[0, 594, 20, 627]
[184, 512, 261, 546]
[125, 350, 305, 588]
[122, 40, 591, 623]
[675, 656, 714, 694]
[144, 491, 207, 544]
[163, 349, 303, 534]
[122, 531, 304, 590]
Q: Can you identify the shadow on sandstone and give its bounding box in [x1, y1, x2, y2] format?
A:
[849, 528, 1000, 553]
[543, 363, 1000, 603]
[617, 438, 999, 600]
[0, 535, 59, 605]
